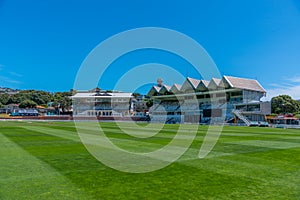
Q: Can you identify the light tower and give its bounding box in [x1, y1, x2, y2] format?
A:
[157, 78, 163, 87]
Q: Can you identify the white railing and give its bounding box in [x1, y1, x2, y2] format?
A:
[233, 109, 251, 126]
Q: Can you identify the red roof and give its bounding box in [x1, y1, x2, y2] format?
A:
[273, 116, 298, 120]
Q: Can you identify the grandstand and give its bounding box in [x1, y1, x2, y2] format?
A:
[147, 76, 271, 126]
[72, 87, 133, 118]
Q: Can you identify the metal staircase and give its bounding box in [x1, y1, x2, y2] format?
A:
[233, 109, 251, 126]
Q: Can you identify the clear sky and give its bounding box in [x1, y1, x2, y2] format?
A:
[0, 0, 300, 100]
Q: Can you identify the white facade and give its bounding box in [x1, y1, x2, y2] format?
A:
[72, 89, 133, 117]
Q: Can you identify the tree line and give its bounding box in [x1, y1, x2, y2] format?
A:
[0, 90, 73, 111]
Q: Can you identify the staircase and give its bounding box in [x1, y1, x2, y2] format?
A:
[233, 109, 251, 126]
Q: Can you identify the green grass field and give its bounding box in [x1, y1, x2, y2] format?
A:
[1, 121, 300, 199]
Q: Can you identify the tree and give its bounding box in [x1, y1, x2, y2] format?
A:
[19, 100, 37, 108]
[271, 95, 300, 114]
[0, 102, 4, 108]
[30, 90, 52, 105]
[0, 93, 10, 105]
[52, 92, 72, 112]
[10, 91, 30, 104]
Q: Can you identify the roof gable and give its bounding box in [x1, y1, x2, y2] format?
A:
[196, 80, 209, 91]
[170, 84, 182, 93]
[188, 77, 200, 88]
[208, 78, 221, 90]
[160, 85, 172, 94]
[219, 77, 232, 89]
[223, 76, 266, 93]
[147, 75, 266, 96]
[147, 85, 162, 96]
[181, 77, 200, 92]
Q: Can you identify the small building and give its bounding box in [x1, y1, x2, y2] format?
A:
[268, 114, 299, 125]
[2, 104, 20, 114]
[0, 108, 8, 114]
[10, 109, 39, 116]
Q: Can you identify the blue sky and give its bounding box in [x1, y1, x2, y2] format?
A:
[0, 0, 300, 99]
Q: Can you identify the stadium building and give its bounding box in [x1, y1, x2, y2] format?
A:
[72, 87, 134, 119]
[147, 76, 271, 126]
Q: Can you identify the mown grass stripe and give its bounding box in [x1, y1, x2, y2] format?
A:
[0, 132, 91, 200]
[227, 140, 300, 149]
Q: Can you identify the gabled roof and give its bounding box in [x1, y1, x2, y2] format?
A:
[196, 80, 209, 91]
[212, 78, 221, 85]
[159, 85, 171, 94]
[170, 84, 182, 93]
[187, 77, 200, 88]
[202, 80, 210, 87]
[223, 76, 266, 93]
[208, 78, 221, 90]
[90, 87, 101, 93]
[147, 75, 266, 97]
[219, 77, 231, 89]
[147, 85, 162, 96]
[181, 77, 200, 92]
